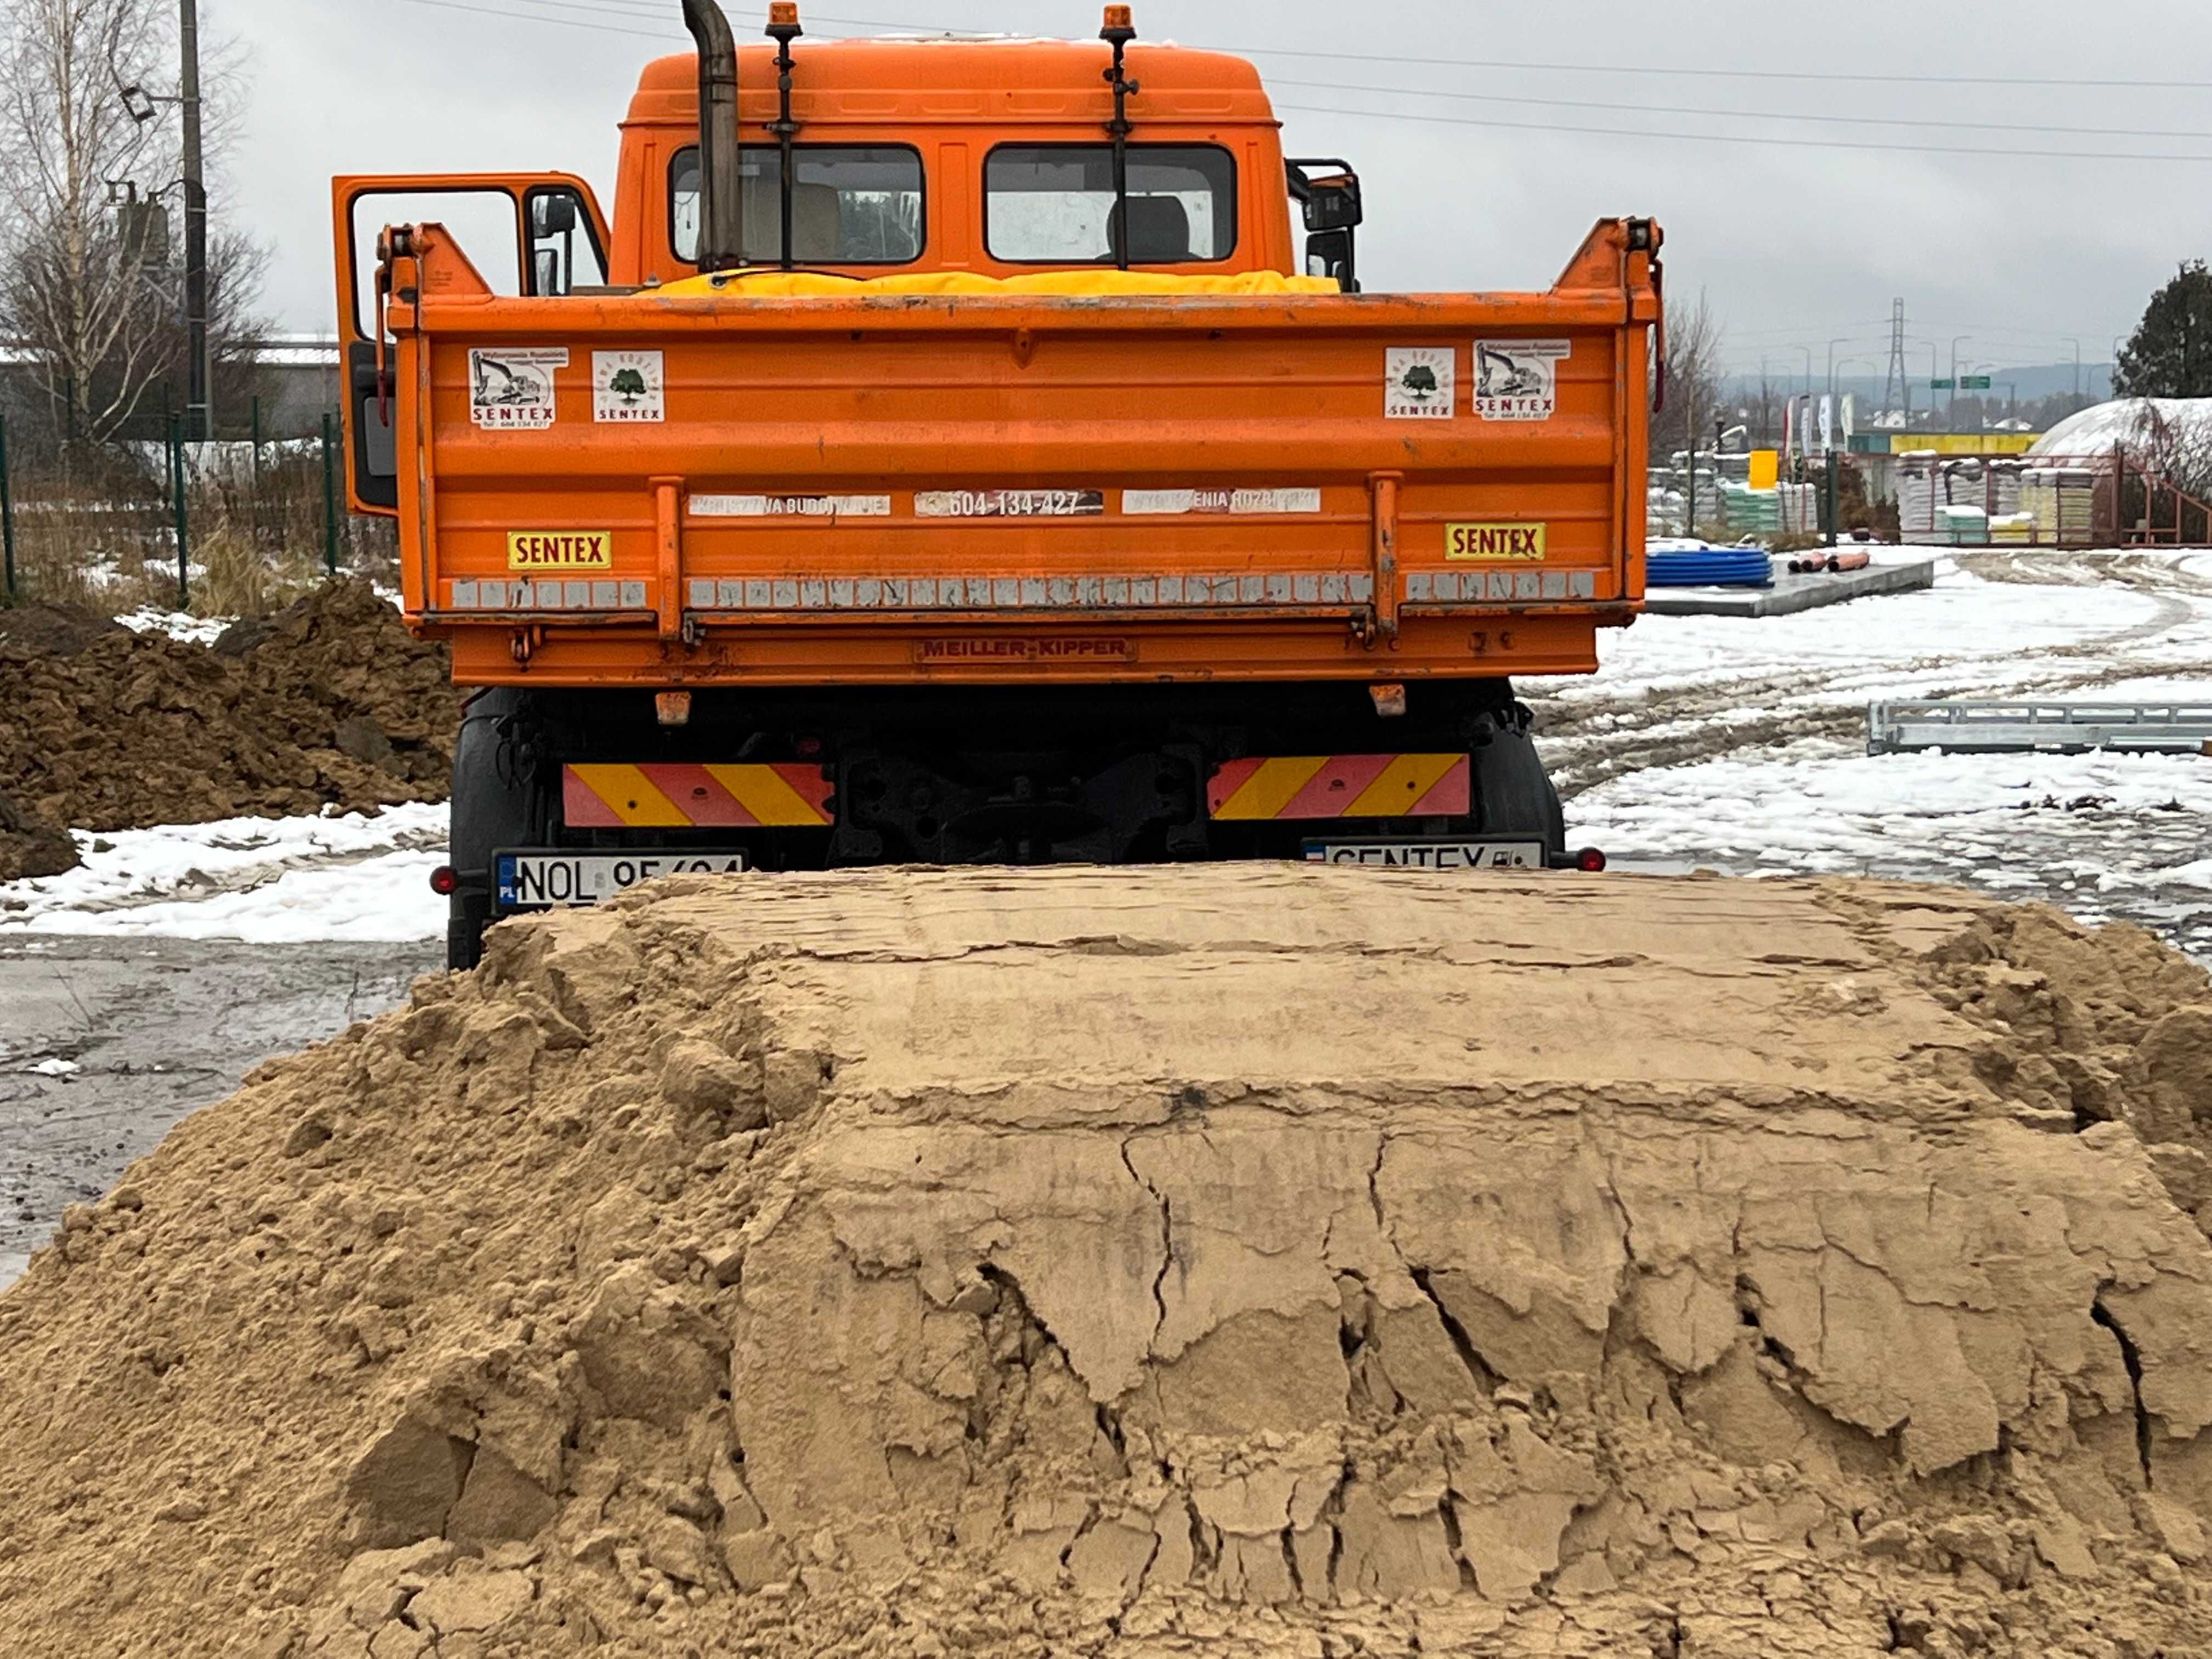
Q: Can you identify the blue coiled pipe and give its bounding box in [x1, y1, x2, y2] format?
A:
[1646, 548, 1774, 588]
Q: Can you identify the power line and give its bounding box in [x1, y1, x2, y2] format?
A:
[1265, 77, 2212, 144]
[1234, 42, 2212, 92]
[1273, 101, 2212, 164]
[382, 1, 2212, 163]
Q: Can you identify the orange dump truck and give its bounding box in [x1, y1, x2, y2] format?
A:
[333, 2, 1661, 967]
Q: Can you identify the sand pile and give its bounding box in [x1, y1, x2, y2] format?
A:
[0, 580, 462, 878]
[1, 866, 2210, 1658]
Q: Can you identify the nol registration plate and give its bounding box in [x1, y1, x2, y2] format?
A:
[1304, 840, 1543, 870]
[495, 850, 748, 911]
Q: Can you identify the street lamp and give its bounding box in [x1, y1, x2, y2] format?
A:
[2061, 337, 2081, 399]
[1826, 337, 1852, 400]
[1950, 335, 1972, 424]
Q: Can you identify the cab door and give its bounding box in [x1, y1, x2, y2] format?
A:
[331, 173, 612, 514]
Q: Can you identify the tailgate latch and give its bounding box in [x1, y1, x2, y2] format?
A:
[1358, 471, 1403, 650]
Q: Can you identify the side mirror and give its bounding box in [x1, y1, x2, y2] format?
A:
[1301, 176, 1362, 234]
[1305, 227, 1357, 293]
[534, 246, 563, 296]
[532, 191, 578, 236]
[1287, 157, 1362, 291]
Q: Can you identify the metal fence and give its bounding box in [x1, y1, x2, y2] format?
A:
[0, 405, 395, 614]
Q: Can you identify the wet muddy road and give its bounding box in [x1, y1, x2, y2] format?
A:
[0, 936, 437, 1287]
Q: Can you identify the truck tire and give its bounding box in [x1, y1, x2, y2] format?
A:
[447, 689, 535, 972]
[1472, 713, 1565, 856]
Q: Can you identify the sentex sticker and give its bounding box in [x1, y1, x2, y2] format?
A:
[507, 531, 613, 572]
[469, 347, 567, 430]
[1385, 346, 1455, 420]
[1473, 340, 1571, 421]
[689, 494, 892, 517]
[592, 350, 664, 423]
[915, 489, 1104, 518]
[1122, 488, 1323, 516]
[1445, 522, 1547, 561]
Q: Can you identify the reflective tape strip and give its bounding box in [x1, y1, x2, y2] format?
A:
[678, 574, 1375, 610]
[1408, 569, 1598, 603]
[565, 763, 833, 830]
[446, 569, 1596, 614]
[1207, 754, 1471, 820]
[445, 579, 647, 611]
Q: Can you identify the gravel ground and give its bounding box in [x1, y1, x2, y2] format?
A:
[0, 935, 438, 1287]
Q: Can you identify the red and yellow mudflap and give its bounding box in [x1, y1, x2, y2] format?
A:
[563, 764, 835, 829]
[1206, 754, 1470, 820]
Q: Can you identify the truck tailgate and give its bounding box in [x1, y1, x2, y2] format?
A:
[383, 219, 1657, 686]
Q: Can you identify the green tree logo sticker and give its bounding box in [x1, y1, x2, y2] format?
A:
[610, 366, 649, 405]
[1401, 363, 1440, 402]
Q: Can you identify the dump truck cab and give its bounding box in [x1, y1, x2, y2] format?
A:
[602, 37, 1323, 287]
[333, 4, 1660, 968]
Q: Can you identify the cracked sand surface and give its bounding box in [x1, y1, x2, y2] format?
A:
[0, 865, 2209, 1657]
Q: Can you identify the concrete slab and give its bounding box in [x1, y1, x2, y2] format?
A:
[1644, 557, 1937, 618]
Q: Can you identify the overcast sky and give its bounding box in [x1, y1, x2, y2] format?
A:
[207, 0, 2208, 386]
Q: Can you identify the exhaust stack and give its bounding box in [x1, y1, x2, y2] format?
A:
[681, 0, 743, 271]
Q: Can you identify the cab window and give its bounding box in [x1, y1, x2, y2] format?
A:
[670, 145, 924, 265]
[984, 144, 1236, 264]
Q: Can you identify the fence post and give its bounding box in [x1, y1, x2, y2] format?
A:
[168, 413, 190, 609]
[0, 411, 15, 604]
[1823, 452, 1840, 549]
[321, 410, 340, 576]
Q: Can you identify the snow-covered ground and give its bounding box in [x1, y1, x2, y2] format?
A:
[0, 802, 447, 944]
[115, 606, 234, 645]
[0, 546, 2206, 954]
[1531, 546, 2212, 958]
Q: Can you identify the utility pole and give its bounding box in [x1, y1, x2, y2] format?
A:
[180, 0, 212, 442]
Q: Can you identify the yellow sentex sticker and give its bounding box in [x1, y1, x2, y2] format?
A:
[1445, 523, 1546, 561]
[508, 531, 613, 572]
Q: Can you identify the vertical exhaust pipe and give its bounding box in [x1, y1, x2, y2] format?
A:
[681, 0, 743, 271]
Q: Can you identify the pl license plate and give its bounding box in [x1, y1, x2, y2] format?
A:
[1304, 839, 1544, 870]
[495, 851, 748, 911]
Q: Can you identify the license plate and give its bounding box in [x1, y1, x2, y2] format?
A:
[1303, 839, 1543, 870]
[495, 850, 748, 911]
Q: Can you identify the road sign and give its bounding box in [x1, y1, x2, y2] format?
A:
[1929, 377, 1955, 390]
[1961, 375, 1992, 390]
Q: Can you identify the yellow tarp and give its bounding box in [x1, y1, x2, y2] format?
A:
[655, 269, 1344, 298]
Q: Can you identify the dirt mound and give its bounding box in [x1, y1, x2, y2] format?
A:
[0, 599, 128, 661]
[1, 867, 2210, 1658]
[0, 580, 462, 878]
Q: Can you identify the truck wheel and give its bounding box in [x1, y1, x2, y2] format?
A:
[1472, 714, 1565, 856]
[447, 689, 535, 972]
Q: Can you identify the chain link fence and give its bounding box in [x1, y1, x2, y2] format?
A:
[0, 396, 397, 617]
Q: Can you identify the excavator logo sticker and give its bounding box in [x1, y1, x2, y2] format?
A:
[1385, 347, 1455, 420]
[1474, 340, 1571, 421]
[593, 351, 665, 423]
[469, 347, 567, 430]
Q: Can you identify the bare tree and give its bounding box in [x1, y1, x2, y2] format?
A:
[1650, 290, 1725, 466]
[0, 0, 264, 443]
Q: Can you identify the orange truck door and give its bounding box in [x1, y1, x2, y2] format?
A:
[331, 174, 612, 515]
